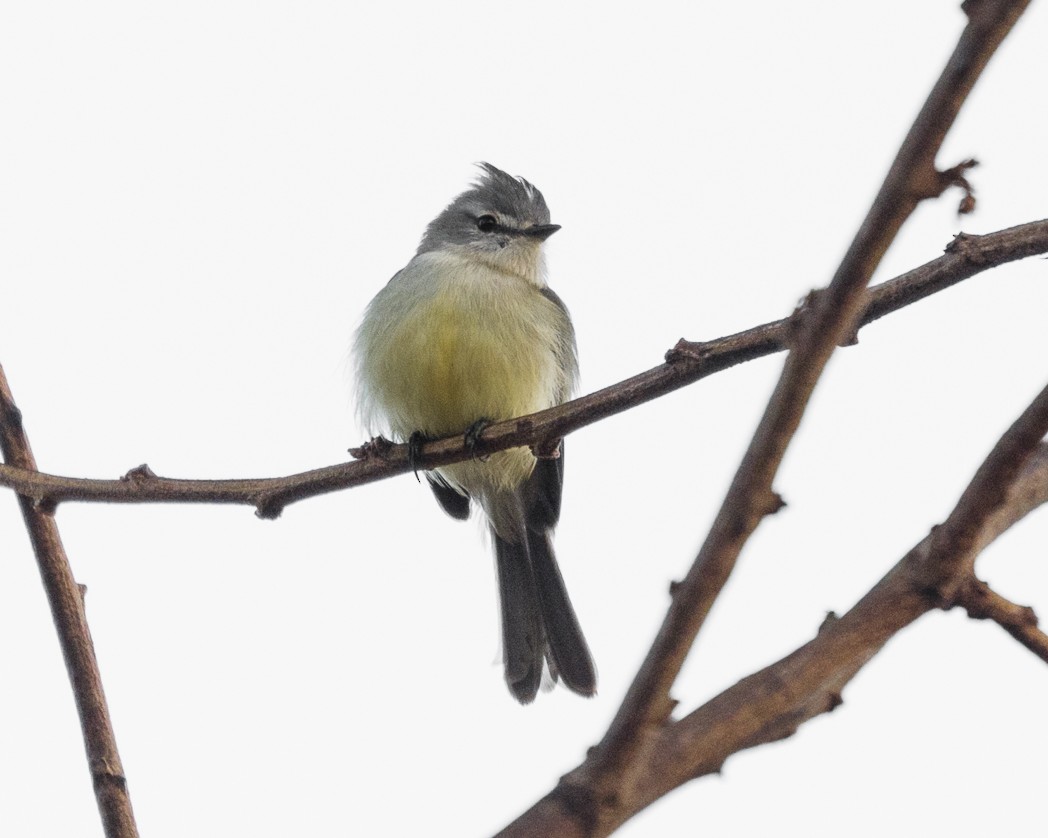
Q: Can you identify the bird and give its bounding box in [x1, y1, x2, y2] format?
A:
[353, 163, 596, 703]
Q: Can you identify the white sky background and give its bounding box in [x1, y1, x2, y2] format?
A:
[1, 2, 1046, 835]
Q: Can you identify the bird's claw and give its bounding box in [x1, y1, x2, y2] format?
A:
[407, 431, 430, 482]
[464, 418, 492, 462]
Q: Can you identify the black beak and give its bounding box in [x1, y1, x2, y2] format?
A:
[522, 223, 561, 241]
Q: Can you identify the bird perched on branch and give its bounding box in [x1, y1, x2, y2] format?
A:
[353, 163, 596, 703]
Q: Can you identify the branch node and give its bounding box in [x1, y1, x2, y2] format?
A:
[254, 494, 285, 520]
[653, 693, 677, 725]
[838, 328, 861, 348]
[666, 339, 711, 364]
[0, 399, 24, 429]
[958, 576, 1039, 627]
[531, 436, 563, 460]
[785, 290, 821, 347]
[762, 491, 787, 517]
[937, 158, 979, 215]
[547, 781, 599, 835]
[33, 494, 58, 515]
[348, 436, 395, 461]
[121, 463, 157, 483]
[944, 231, 988, 264]
[818, 611, 840, 634]
[961, 0, 991, 21]
[89, 756, 129, 789]
[922, 582, 955, 611]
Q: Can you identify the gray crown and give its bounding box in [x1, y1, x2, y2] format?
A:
[416, 163, 552, 255]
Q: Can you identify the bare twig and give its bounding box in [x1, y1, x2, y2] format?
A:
[498, 2, 1034, 834]
[641, 441, 1048, 815]
[498, 437, 1048, 837]
[1, 218, 1045, 519]
[0, 364, 139, 838]
[919, 384, 1048, 600]
[589, 0, 1032, 787]
[957, 576, 1048, 665]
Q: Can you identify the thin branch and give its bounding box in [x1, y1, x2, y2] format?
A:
[499, 440, 1048, 837]
[958, 577, 1048, 664]
[498, 2, 1034, 833]
[920, 382, 1048, 600]
[589, 0, 1032, 788]
[1, 218, 1045, 518]
[642, 440, 1048, 812]
[0, 364, 139, 838]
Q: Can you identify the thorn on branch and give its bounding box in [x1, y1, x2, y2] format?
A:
[818, 611, 840, 634]
[762, 491, 787, 517]
[826, 692, 844, 712]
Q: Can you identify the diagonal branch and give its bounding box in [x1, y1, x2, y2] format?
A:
[623, 440, 1048, 827]
[0, 364, 139, 838]
[499, 438, 1048, 837]
[919, 383, 1048, 600]
[1, 218, 1045, 518]
[497, 2, 1034, 834]
[589, 0, 1032, 784]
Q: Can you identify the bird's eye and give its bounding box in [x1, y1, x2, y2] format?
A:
[476, 215, 498, 233]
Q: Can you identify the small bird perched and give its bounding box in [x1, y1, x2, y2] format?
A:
[353, 163, 596, 703]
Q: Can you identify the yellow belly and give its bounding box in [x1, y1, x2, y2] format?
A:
[373, 285, 558, 438]
[356, 253, 569, 491]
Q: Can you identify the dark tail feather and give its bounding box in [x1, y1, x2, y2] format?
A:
[494, 533, 544, 704]
[527, 528, 597, 698]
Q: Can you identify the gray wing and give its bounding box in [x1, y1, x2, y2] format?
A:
[426, 474, 471, 520]
[539, 286, 579, 403]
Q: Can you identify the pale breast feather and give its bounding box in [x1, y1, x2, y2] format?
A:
[356, 252, 572, 439]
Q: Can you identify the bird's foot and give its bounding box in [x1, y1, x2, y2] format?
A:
[464, 418, 492, 462]
[407, 431, 431, 482]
